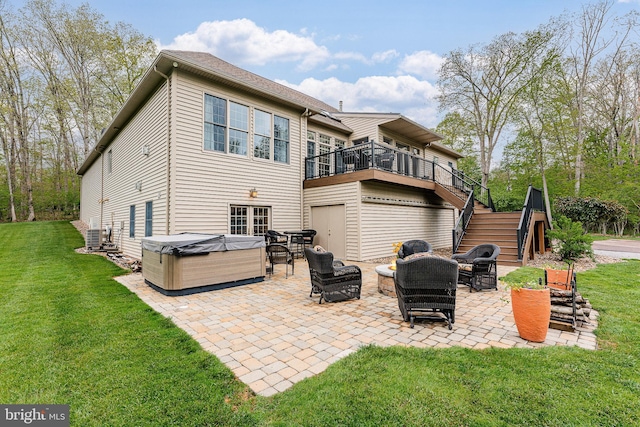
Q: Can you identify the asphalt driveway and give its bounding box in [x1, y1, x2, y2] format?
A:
[592, 239, 640, 259]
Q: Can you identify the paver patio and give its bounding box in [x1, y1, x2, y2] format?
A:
[115, 261, 598, 397]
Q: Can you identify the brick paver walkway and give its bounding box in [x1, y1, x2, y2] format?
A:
[115, 261, 598, 397]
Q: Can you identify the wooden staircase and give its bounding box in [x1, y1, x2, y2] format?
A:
[435, 182, 547, 267]
[456, 212, 523, 266]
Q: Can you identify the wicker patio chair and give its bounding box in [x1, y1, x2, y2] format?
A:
[304, 247, 362, 304]
[452, 244, 500, 292]
[266, 243, 294, 278]
[397, 240, 433, 259]
[393, 255, 458, 329]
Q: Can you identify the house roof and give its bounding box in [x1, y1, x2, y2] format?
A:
[78, 50, 350, 175]
[77, 51, 456, 175]
[333, 112, 463, 159]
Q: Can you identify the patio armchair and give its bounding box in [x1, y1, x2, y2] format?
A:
[398, 240, 433, 259]
[451, 244, 500, 292]
[393, 255, 458, 329]
[304, 247, 362, 304]
[266, 243, 294, 278]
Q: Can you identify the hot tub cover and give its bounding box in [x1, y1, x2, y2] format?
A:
[142, 233, 265, 255]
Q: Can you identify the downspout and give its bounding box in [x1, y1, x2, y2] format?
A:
[300, 108, 310, 229]
[153, 65, 172, 235]
[100, 153, 104, 231]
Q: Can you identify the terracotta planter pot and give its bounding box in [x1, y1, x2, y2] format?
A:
[545, 269, 572, 290]
[511, 288, 551, 343]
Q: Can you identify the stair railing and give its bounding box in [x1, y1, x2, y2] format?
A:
[433, 163, 494, 211]
[453, 190, 475, 253]
[516, 185, 545, 261]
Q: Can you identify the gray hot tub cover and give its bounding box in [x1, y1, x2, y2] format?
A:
[141, 233, 265, 255]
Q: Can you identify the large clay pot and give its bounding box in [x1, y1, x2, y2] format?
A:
[545, 269, 572, 290]
[511, 287, 551, 342]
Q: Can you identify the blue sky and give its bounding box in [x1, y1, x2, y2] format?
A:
[12, 0, 640, 128]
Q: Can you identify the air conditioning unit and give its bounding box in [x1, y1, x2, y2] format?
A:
[86, 229, 103, 250]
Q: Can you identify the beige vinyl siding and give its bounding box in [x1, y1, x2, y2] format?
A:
[424, 145, 457, 167]
[359, 181, 455, 260]
[303, 182, 360, 260]
[339, 116, 378, 144]
[99, 80, 169, 257]
[170, 72, 303, 234]
[360, 203, 454, 260]
[79, 158, 103, 227]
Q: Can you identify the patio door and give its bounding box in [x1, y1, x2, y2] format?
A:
[311, 204, 346, 259]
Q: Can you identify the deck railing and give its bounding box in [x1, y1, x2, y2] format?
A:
[453, 190, 475, 253]
[305, 141, 494, 210]
[516, 185, 545, 260]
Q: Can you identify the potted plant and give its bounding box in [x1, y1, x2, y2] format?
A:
[506, 281, 551, 343]
[390, 241, 402, 270]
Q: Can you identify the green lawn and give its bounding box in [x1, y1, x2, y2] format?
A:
[1, 222, 639, 426]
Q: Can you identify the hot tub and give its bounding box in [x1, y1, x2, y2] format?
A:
[141, 233, 266, 295]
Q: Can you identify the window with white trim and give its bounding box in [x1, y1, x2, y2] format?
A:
[129, 205, 135, 238]
[144, 201, 153, 237]
[254, 110, 271, 159]
[230, 206, 248, 235]
[229, 102, 249, 155]
[273, 115, 289, 163]
[204, 94, 226, 152]
[318, 134, 331, 176]
[230, 205, 270, 236]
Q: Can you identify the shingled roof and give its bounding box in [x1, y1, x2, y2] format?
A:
[164, 50, 340, 114]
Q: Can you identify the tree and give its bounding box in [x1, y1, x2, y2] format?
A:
[434, 111, 481, 183]
[561, 0, 636, 195]
[438, 27, 556, 188]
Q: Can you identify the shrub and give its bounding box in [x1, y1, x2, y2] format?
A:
[546, 215, 593, 261]
[554, 196, 628, 235]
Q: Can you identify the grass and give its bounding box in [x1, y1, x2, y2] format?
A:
[2, 221, 640, 426]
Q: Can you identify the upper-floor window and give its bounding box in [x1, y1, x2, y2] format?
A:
[318, 134, 331, 177]
[204, 94, 226, 152]
[229, 102, 248, 155]
[204, 93, 289, 164]
[274, 116, 289, 163]
[383, 136, 393, 145]
[254, 110, 271, 159]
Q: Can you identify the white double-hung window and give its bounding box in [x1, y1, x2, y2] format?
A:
[229, 102, 248, 155]
[204, 94, 226, 152]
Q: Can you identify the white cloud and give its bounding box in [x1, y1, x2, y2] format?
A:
[159, 19, 442, 126]
[278, 75, 440, 127]
[158, 18, 330, 71]
[372, 50, 399, 63]
[397, 50, 445, 79]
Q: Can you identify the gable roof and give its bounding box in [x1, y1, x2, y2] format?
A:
[78, 50, 350, 175]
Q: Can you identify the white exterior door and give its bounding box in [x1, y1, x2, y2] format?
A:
[311, 204, 346, 259]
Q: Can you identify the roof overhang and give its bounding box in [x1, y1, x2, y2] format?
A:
[378, 116, 462, 159]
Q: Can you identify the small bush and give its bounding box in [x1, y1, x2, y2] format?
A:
[546, 215, 593, 261]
